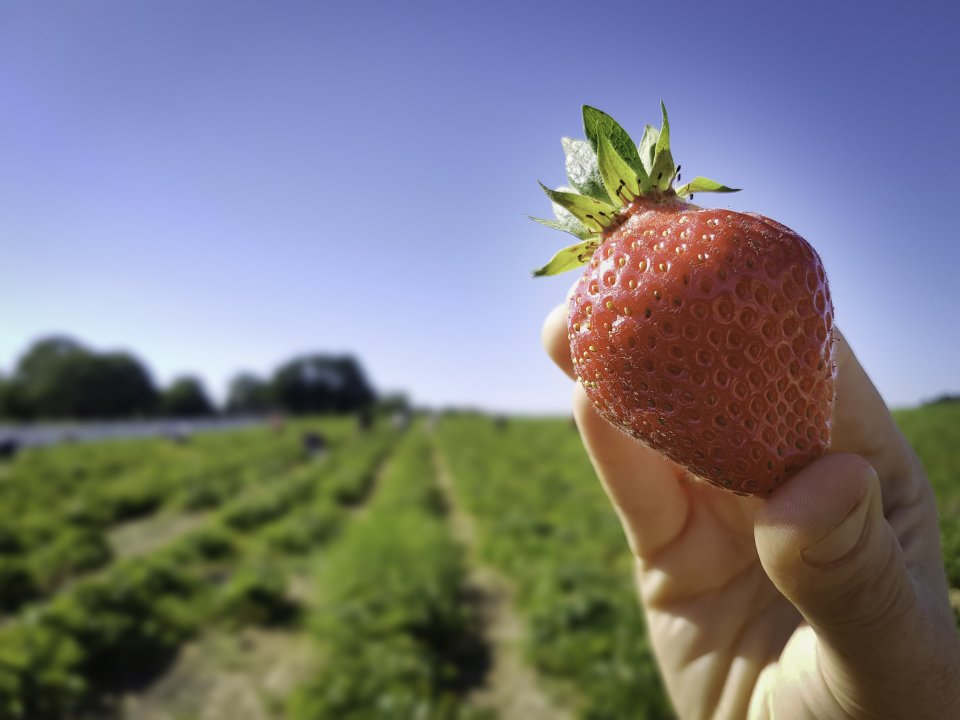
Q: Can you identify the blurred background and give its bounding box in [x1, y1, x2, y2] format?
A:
[1, 2, 958, 719]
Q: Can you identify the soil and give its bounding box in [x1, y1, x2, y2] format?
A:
[108, 511, 209, 559]
[432, 445, 575, 720]
[110, 626, 317, 720]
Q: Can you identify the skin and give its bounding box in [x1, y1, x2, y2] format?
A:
[542, 299, 960, 719]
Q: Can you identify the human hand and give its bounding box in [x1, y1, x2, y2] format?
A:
[542, 301, 960, 719]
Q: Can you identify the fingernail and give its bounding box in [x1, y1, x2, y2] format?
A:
[801, 490, 871, 566]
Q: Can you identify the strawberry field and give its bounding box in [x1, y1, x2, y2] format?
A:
[0, 404, 957, 719]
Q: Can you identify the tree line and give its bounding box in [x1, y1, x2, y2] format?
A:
[0, 336, 380, 421]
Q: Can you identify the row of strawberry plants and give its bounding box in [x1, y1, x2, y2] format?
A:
[436, 416, 672, 720]
[891, 401, 960, 627]
[0, 421, 351, 613]
[0, 420, 354, 535]
[0, 423, 398, 719]
[0, 525, 234, 719]
[0, 436, 185, 612]
[288, 427, 487, 720]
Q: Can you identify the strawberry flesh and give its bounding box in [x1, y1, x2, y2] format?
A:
[568, 200, 836, 496]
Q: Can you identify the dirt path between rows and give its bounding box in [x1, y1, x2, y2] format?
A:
[102, 446, 398, 720]
[108, 511, 209, 560]
[432, 446, 574, 720]
[113, 626, 316, 720]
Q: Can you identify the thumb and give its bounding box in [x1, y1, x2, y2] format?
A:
[755, 453, 924, 678]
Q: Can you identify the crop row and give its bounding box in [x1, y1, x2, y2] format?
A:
[436, 417, 672, 720]
[892, 402, 960, 626]
[0, 422, 398, 719]
[289, 426, 488, 720]
[0, 421, 354, 613]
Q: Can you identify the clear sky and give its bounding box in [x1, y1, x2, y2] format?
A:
[1, 0, 958, 412]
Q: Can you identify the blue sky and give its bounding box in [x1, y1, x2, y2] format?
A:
[1, 0, 958, 412]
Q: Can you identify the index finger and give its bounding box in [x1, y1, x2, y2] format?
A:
[541, 302, 575, 380]
[541, 298, 689, 556]
[830, 330, 924, 496]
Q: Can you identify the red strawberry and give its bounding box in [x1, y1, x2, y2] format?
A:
[533, 104, 835, 496]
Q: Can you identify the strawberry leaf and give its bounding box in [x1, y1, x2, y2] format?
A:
[637, 125, 658, 175]
[539, 183, 617, 231]
[596, 132, 641, 206]
[650, 102, 676, 190]
[675, 176, 740, 197]
[550, 199, 596, 238]
[561, 138, 612, 204]
[582, 106, 645, 179]
[532, 238, 599, 277]
[528, 213, 594, 240]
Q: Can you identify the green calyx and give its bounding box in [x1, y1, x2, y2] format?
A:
[531, 103, 739, 277]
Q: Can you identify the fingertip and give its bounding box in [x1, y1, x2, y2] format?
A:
[757, 453, 876, 538]
[755, 453, 878, 578]
[753, 451, 926, 676]
[542, 302, 575, 380]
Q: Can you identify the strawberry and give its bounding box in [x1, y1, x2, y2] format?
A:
[533, 104, 835, 496]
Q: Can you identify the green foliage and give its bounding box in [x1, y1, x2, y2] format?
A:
[172, 523, 237, 562]
[322, 513, 465, 642]
[0, 558, 38, 612]
[290, 429, 480, 720]
[221, 487, 298, 531]
[226, 372, 273, 414]
[100, 471, 167, 520]
[0, 375, 17, 419]
[437, 417, 673, 719]
[261, 504, 342, 554]
[42, 556, 203, 678]
[1, 403, 954, 720]
[272, 354, 376, 415]
[30, 527, 112, 591]
[0, 623, 87, 719]
[0, 336, 157, 420]
[288, 640, 453, 720]
[0, 417, 390, 717]
[940, 516, 960, 589]
[326, 455, 381, 506]
[216, 565, 296, 627]
[0, 422, 316, 612]
[219, 468, 315, 531]
[159, 376, 215, 417]
[894, 401, 960, 515]
[893, 401, 960, 593]
[0, 552, 205, 718]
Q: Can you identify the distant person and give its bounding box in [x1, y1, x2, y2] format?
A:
[358, 408, 374, 433]
[542, 305, 960, 718]
[0, 437, 18, 460]
[302, 431, 327, 459]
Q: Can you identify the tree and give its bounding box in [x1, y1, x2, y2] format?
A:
[15, 336, 86, 380]
[226, 373, 272, 415]
[0, 374, 11, 418]
[1, 336, 158, 419]
[72, 353, 159, 418]
[271, 355, 375, 414]
[159, 377, 215, 418]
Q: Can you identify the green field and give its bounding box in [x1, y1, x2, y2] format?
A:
[0, 404, 957, 719]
